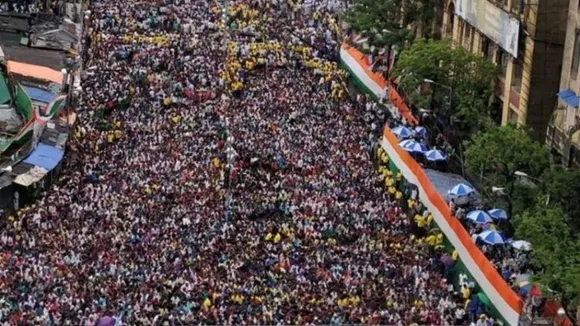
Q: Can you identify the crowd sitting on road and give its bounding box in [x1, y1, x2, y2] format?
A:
[0, 2, 38, 13]
[0, 0, 495, 325]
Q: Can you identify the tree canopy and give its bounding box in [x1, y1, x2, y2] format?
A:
[343, 0, 413, 52]
[393, 39, 498, 135]
[541, 166, 580, 233]
[514, 205, 580, 307]
[463, 125, 551, 217]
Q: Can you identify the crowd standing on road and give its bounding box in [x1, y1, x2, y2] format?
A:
[0, 0, 492, 325]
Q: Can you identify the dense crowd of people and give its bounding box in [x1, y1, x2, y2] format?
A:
[0, 1, 38, 13]
[0, 0, 497, 325]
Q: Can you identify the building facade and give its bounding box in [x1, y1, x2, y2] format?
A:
[441, 0, 568, 140]
[546, 0, 580, 167]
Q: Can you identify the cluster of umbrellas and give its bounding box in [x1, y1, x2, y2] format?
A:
[514, 274, 547, 297]
[394, 125, 447, 162]
[393, 125, 545, 299]
[466, 209, 508, 224]
[446, 183, 534, 249]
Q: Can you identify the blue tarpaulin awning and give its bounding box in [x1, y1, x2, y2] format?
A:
[22, 86, 57, 103]
[557, 89, 580, 108]
[424, 168, 482, 203]
[23, 143, 64, 171]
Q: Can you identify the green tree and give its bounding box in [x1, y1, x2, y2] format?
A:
[514, 205, 580, 311]
[541, 166, 580, 234]
[405, 0, 445, 39]
[463, 125, 551, 218]
[392, 39, 498, 136]
[343, 0, 413, 75]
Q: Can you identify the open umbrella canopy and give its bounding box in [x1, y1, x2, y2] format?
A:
[515, 273, 532, 284]
[466, 210, 493, 224]
[517, 280, 530, 288]
[398, 139, 415, 148]
[392, 126, 413, 139]
[448, 183, 475, 197]
[477, 230, 504, 245]
[511, 240, 532, 251]
[415, 126, 427, 137]
[477, 292, 491, 307]
[488, 208, 508, 220]
[425, 149, 447, 161]
[402, 141, 429, 153]
[519, 283, 533, 296]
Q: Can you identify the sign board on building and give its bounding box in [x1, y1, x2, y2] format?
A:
[455, 0, 520, 58]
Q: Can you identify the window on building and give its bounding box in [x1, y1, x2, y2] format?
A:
[482, 37, 490, 58]
[487, 43, 498, 62]
[491, 96, 503, 125]
[571, 31, 580, 80]
[463, 24, 471, 48]
[498, 50, 509, 76]
[511, 59, 523, 92]
[508, 108, 519, 124]
[447, 4, 455, 37]
[511, 0, 524, 15]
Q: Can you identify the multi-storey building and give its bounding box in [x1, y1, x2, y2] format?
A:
[546, 0, 580, 167]
[441, 0, 568, 140]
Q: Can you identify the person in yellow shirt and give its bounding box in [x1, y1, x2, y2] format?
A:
[426, 234, 436, 246]
[436, 233, 444, 246]
[426, 213, 434, 228]
[452, 249, 459, 261]
[414, 214, 426, 228]
[408, 199, 416, 210]
[273, 233, 282, 243]
[396, 172, 403, 181]
[265, 232, 273, 241]
[377, 165, 385, 175]
[212, 157, 221, 169]
[395, 191, 403, 200]
[461, 285, 471, 300]
[203, 297, 212, 310]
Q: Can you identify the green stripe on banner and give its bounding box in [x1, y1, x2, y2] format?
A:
[340, 59, 379, 101]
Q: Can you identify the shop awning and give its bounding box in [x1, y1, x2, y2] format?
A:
[23, 86, 58, 103]
[557, 89, 580, 108]
[23, 143, 64, 171]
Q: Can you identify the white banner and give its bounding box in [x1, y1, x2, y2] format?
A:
[455, 0, 520, 58]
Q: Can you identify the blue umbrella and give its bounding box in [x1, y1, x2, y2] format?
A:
[425, 149, 447, 161]
[399, 139, 415, 148]
[488, 208, 508, 220]
[466, 210, 493, 224]
[415, 126, 427, 137]
[519, 283, 533, 296]
[392, 126, 413, 139]
[448, 183, 475, 197]
[403, 142, 429, 153]
[478, 230, 505, 245]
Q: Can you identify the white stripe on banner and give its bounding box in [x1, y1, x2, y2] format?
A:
[340, 47, 386, 98]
